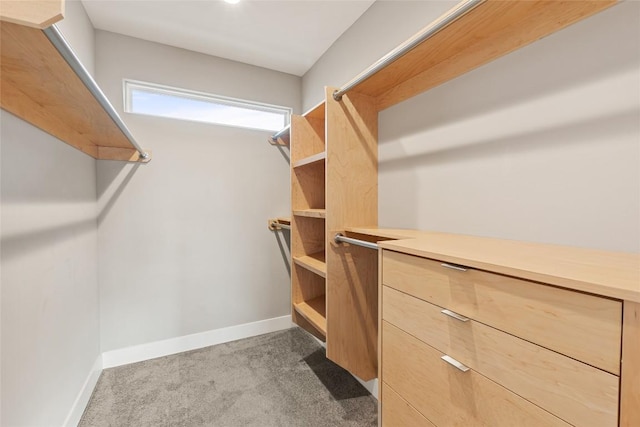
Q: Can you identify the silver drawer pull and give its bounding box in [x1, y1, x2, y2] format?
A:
[441, 309, 469, 322]
[441, 355, 470, 372]
[440, 262, 468, 272]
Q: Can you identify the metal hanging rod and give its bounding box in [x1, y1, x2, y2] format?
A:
[269, 124, 291, 144]
[43, 24, 149, 160]
[334, 233, 378, 250]
[332, 0, 485, 102]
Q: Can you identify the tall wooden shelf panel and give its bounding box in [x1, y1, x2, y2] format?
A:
[290, 107, 327, 340]
[325, 87, 379, 380]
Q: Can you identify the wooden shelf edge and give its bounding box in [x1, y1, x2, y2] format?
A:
[97, 147, 152, 163]
[344, 226, 431, 241]
[303, 100, 325, 120]
[294, 296, 327, 336]
[293, 151, 326, 169]
[0, 0, 65, 29]
[293, 252, 327, 278]
[293, 209, 326, 219]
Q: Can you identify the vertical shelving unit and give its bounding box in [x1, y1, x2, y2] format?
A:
[289, 90, 379, 380]
[290, 102, 327, 340]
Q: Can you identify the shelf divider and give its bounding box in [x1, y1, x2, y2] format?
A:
[293, 151, 326, 169]
[293, 209, 326, 219]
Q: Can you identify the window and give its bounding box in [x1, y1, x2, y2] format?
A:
[123, 80, 291, 132]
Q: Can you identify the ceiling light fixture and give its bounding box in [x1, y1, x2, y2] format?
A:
[224, 0, 241, 4]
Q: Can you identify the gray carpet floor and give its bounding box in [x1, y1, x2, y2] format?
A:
[79, 327, 378, 426]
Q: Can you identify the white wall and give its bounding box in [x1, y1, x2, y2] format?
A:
[95, 31, 299, 352]
[56, 0, 96, 76]
[304, 1, 640, 253]
[1, 3, 101, 426]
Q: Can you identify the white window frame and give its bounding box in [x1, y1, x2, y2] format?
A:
[122, 79, 291, 132]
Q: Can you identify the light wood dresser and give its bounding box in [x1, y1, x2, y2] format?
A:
[374, 232, 639, 427]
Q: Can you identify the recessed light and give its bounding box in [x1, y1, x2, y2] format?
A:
[224, 0, 241, 4]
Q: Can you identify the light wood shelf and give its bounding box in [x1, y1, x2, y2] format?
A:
[293, 252, 326, 278]
[294, 296, 327, 336]
[293, 151, 326, 169]
[293, 209, 326, 219]
[346, 1, 616, 111]
[0, 20, 150, 162]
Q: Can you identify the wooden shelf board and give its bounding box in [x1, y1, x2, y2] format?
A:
[293, 151, 326, 169]
[347, 0, 616, 111]
[0, 0, 64, 29]
[293, 209, 326, 219]
[294, 296, 327, 336]
[293, 252, 327, 278]
[0, 22, 150, 162]
[303, 100, 325, 121]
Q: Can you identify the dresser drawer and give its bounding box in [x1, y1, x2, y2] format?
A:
[382, 250, 622, 374]
[383, 286, 619, 427]
[382, 321, 572, 427]
[382, 383, 435, 427]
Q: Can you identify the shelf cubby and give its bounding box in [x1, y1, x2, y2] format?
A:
[292, 160, 325, 212]
[294, 296, 327, 336]
[292, 264, 326, 340]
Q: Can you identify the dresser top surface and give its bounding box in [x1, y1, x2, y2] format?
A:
[349, 227, 640, 302]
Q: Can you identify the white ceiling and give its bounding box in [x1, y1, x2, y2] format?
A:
[81, 0, 375, 76]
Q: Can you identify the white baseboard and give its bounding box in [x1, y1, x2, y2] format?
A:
[102, 315, 294, 369]
[63, 355, 103, 427]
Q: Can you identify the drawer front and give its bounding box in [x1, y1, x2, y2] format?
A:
[382, 383, 435, 427]
[382, 250, 622, 374]
[383, 286, 619, 427]
[382, 321, 571, 427]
